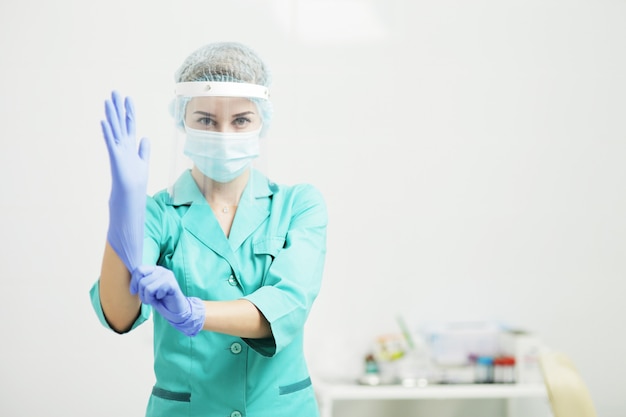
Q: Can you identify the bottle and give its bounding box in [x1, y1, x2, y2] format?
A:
[493, 356, 516, 383]
[358, 353, 382, 386]
[474, 356, 494, 383]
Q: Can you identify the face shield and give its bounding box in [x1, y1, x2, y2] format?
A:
[168, 81, 271, 202]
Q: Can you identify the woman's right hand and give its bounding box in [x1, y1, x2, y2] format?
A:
[101, 90, 151, 272]
[101, 90, 151, 194]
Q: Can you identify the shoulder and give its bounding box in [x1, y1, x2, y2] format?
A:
[150, 187, 174, 205]
[270, 180, 328, 225]
[145, 188, 187, 226]
[146, 189, 173, 214]
[271, 179, 325, 206]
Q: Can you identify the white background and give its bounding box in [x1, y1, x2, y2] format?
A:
[1, 1, 625, 416]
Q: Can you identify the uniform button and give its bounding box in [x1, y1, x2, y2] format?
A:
[228, 275, 238, 286]
[230, 411, 242, 417]
[230, 342, 242, 354]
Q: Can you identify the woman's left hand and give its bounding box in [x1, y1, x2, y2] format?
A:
[130, 265, 205, 337]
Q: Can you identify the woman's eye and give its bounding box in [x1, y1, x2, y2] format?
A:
[197, 117, 215, 127]
[233, 117, 251, 127]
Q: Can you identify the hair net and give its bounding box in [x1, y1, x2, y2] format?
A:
[172, 42, 273, 137]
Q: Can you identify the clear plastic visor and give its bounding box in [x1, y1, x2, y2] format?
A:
[168, 82, 271, 208]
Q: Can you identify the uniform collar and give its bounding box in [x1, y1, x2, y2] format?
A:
[166, 169, 275, 261]
[167, 168, 273, 207]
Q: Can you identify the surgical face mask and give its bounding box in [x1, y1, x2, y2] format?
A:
[183, 126, 261, 183]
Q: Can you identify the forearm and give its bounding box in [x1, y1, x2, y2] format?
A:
[99, 242, 142, 333]
[203, 299, 271, 339]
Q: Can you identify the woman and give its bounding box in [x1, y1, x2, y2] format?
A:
[90, 42, 328, 417]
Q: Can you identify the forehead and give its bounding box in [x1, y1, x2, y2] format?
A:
[186, 96, 257, 114]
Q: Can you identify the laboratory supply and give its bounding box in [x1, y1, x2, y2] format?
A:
[436, 364, 475, 384]
[494, 356, 516, 383]
[395, 317, 435, 386]
[130, 265, 205, 337]
[396, 315, 415, 350]
[500, 329, 545, 383]
[421, 321, 501, 366]
[395, 349, 432, 387]
[358, 354, 382, 386]
[474, 356, 494, 383]
[101, 90, 150, 272]
[365, 353, 379, 374]
[372, 334, 405, 384]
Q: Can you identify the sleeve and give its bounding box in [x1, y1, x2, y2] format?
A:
[243, 184, 328, 356]
[89, 280, 152, 332]
[143, 195, 169, 265]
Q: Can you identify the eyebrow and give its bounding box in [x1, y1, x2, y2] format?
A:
[232, 111, 256, 118]
[192, 111, 256, 118]
[192, 111, 216, 117]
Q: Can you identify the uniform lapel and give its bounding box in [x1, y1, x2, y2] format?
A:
[228, 170, 273, 252]
[184, 203, 235, 263]
[169, 171, 237, 265]
[168, 170, 274, 265]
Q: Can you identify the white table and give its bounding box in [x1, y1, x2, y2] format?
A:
[314, 380, 550, 417]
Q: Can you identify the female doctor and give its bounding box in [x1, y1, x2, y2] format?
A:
[89, 42, 328, 417]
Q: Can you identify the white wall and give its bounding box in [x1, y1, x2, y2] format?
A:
[1, 1, 625, 416]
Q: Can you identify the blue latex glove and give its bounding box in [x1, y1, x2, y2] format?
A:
[101, 91, 151, 272]
[130, 265, 206, 337]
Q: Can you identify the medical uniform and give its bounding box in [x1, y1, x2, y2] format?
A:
[90, 169, 328, 417]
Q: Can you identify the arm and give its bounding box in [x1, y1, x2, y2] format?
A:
[103, 258, 270, 337]
[242, 184, 328, 355]
[95, 91, 150, 333]
[99, 242, 142, 333]
[202, 299, 271, 339]
[130, 266, 271, 338]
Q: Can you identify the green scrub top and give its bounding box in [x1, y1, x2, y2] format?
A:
[90, 169, 328, 417]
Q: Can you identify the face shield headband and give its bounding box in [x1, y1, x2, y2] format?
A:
[174, 81, 270, 100]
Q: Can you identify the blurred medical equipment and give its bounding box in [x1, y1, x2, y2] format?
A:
[101, 91, 150, 272]
[358, 318, 434, 387]
[422, 321, 501, 366]
[359, 320, 544, 386]
[539, 351, 598, 417]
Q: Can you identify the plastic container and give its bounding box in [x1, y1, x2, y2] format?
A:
[493, 356, 516, 383]
[474, 356, 494, 383]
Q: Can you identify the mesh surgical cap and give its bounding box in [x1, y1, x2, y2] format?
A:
[173, 42, 273, 137]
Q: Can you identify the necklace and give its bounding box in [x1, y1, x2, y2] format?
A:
[210, 199, 238, 215]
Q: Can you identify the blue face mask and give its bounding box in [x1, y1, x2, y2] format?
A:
[183, 126, 261, 183]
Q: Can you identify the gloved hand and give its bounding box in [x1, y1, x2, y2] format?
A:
[130, 265, 206, 337]
[101, 91, 151, 272]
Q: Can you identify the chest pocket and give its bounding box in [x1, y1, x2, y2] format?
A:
[253, 237, 285, 259]
[243, 237, 285, 291]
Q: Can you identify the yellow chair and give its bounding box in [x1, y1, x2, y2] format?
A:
[539, 351, 598, 417]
